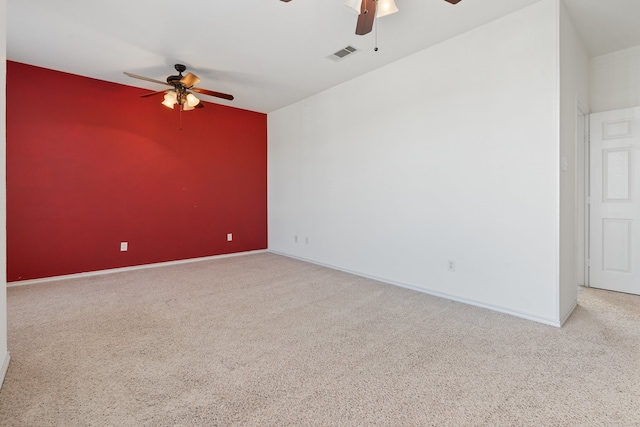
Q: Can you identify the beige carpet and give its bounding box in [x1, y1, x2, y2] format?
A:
[0, 252, 639, 426]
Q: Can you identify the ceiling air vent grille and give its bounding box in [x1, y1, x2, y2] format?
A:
[329, 45, 359, 61]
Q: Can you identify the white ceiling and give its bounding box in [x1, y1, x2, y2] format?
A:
[7, 0, 640, 113]
[562, 0, 640, 58]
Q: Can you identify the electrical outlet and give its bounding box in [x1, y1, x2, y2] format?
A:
[227, 233, 233, 242]
[120, 242, 128, 252]
[295, 235, 298, 243]
[447, 260, 455, 272]
[305, 237, 309, 244]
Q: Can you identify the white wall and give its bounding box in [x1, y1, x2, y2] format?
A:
[0, 0, 10, 389]
[269, 0, 565, 325]
[558, 0, 589, 323]
[590, 45, 640, 113]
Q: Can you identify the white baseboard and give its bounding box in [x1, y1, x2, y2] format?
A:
[0, 352, 10, 390]
[560, 299, 578, 326]
[8, 250, 268, 287]
[269, 250, 563, 327]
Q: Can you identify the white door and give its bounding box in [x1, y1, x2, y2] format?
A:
[589, 107, 640, 294]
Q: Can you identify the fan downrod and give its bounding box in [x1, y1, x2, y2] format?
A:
[167, 64, 187, 85]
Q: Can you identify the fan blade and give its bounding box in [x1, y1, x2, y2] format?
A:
[180, 72, 200, 88]
[123, 72, 171, 86]
[140, 90, 168, 98]
[444, 0, 462, 4]
[191, 87, 234, 101]
[355, 0, 377, 36]
[280, 0, 292, 2]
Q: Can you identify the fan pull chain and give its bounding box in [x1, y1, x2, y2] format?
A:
[374, 10, 379, 51]
[179, 104, 183, 131]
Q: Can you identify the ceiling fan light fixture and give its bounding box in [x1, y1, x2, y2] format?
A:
[376, 0, 398, 17]
[185, 93, 201, 108]
[162, 90, 178, 109]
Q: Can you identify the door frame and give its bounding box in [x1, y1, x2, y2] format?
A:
[576, 100, 590, 287]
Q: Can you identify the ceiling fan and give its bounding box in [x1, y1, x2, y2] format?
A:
[124, 64, 234, 111]
[280, 0, 462, 36]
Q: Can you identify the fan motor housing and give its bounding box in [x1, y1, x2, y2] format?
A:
[166, 75, 182, 85]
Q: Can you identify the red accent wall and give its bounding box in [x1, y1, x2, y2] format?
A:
[6, 62, 267, 281]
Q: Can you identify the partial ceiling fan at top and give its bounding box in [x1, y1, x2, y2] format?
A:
[344, 0, 398, 36]
[280, 0, 463, 36]
[343, 0, 399, 19]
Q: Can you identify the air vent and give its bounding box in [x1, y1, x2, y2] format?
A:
[329, 45, 359, 61]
